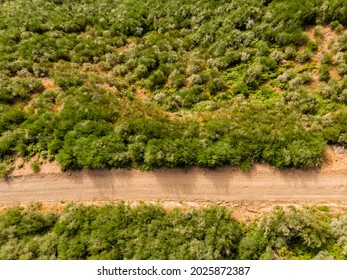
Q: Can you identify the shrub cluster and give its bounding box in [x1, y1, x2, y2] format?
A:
[0, 203, 346, 260]
[0, 0, 347, 175]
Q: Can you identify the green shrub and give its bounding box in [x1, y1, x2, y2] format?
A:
[321, 54, 333, 65]
[337, 63, 347, 76]
[134, 64, 149, 79]
[300, 72, 313, 85]
[313, 26, 324, 41]
[147, 70, 166, 90]
[31, 161, 41, 173]
[337, 35, 347, 52]
[168, 69, 185, 89]
[54, 73, 84, 90]
[244, 64, 263, 88]
[284, 46, 297, 60]
[0, 157, 13, 178]
[307, 41, 318, 53]
[296, 50, 312, 64]
[233, 82, 249, 96]
[319, 64, 330, 82]
[0, 105, 26, 134]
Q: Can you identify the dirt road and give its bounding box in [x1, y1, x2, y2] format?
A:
[1, 161, 347, 205]
[0, 147, 346, 209]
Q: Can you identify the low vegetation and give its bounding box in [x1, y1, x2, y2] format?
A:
[0, 203, 346, 260]
[0, 0, 347, 175]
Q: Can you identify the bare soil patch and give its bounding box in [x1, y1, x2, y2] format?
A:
[95, 82, 118, 93]
[42, 78, 58, 91]
[135, 87, 149, 100]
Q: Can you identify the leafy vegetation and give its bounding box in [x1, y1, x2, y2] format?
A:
[0, 203, 346, 260]
[0, 0, 347, 174]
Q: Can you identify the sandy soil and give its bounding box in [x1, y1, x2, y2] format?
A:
[1, 147, 347, 218]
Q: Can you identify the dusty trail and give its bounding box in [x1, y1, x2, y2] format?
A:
[1, 153, 347, 206]
[0, 147, 347, 215]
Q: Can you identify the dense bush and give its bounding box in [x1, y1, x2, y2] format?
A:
[0, 203, 345, 260]
[239, 206, 338, 260]
[0, 0, 347, 175]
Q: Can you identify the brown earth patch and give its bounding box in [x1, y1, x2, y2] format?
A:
[135, 87, 149, 100]
[42, 78, 58, 91]
[95, 83, 118, 93]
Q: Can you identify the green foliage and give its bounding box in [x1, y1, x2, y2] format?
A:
[321, 54, 333, 65]
[31, 161, 41, 173]
[169, 69, 186, 89]
[331, 214, 347, 257]
[0, 204, 58, 259]
[307, 41, 318, 53]
[0, 0, 346, 173]
[0, 105, 25, 134]
[319, 64, 331, 81]
[0, 157, 13, 178]
[0, 204, 346, 260]
[336, 35, 347, 52]
[239, 206, 336, 260]
[296, 50, 312, 64]
[54, 74, 84, 90]
[0, 76, 44, 103]
[233, 82, 249, 96]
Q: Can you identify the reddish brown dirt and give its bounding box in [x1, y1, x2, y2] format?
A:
[42, 78, 58, 91]
[135, 88, 148, 100]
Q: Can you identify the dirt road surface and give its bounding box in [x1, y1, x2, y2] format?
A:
[1, 147, 347, 219]
[1, 147, 347, 208]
